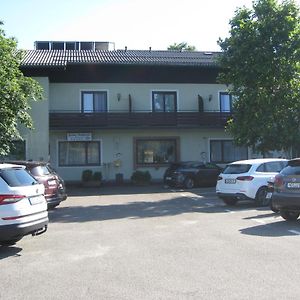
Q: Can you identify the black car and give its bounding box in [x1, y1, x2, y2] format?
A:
[272, 158, 300, 221]
[164, 161, 222, 189]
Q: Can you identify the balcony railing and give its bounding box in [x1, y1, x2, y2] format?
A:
[49, 110, 232, 130]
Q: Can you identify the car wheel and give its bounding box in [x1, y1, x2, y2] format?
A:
[222, 197, 237, 206]
[255, 187, 269, 206]
[280, 210, 300, 221]
[184, 177, 194, 189]
[269, 199, 279, 213]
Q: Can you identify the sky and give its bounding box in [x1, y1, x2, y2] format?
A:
[2, 0, 300, 51]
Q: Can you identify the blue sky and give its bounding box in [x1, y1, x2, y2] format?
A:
[2, 0, 300, 51]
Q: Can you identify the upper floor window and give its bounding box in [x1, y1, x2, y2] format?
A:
[82, 91, 107, 113]
[152, 91, 177, 112]
[219, 92, 233, 112]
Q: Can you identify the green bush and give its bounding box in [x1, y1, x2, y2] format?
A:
[93, 171, 102, 181]
[81, 170, 93, 182]
[131, 170, 151, 184]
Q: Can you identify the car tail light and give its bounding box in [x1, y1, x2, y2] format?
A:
[236, 176, 254, 181]
[0, 194, 26, 205]
[217, 176, 223, 181]
[274, 175, 284, 187]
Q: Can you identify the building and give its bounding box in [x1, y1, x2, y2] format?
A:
[16, 41, 249, 183]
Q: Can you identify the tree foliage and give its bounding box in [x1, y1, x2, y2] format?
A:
[0, 22, 43, 155]
[168, 42, 196, 51]
[218, 0, 300, 154]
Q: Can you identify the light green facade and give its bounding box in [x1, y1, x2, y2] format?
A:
[26, 79, 234, 182]
[19, 77, 49, 161]
[49, 83, 228, 112]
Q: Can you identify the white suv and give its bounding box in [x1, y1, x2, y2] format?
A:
[0, 164, 48, 246]
[216, 158, 288, 206]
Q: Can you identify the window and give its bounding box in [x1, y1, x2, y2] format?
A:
[220, 92, 233, 112]
[223, 164, 252, 174]
[152, 92, 177, 112]
[135, 138, 179, 165]
[256, 161, 287, 173]
[82, 91, 107, 113]
[0, 168, 37, 187]
[59, 141, 101, 166]
[210, 140, 247, 163]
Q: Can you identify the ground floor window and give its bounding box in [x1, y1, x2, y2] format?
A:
[210, 140, 247, 163]
[135, 137, 179, 166]
[2, 140, 26, 160]
[59, 141, 101, 166]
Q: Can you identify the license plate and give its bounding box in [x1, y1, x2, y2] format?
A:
[287, 182, 300, 188]
[29, 195, 45, 205]
[266, 192, 272, 199]
[225, 179, 236, 184]
[166, 177, 172, 180]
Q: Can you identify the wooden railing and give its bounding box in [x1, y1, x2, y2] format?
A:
[49, 111, 232, 130]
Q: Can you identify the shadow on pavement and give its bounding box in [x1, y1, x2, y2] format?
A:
[0, 246, 22, 260]
[240, 219, 300, 237]
[66, 184, 215, 197]
[49, 193, 265, 224]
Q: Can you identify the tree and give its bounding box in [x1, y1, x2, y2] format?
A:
[0, 22, 43, 155]
[217, 0, 300, 155]
[168, 42, 196, 51]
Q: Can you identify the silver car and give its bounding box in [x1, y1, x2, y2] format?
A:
[0, 164, 48, 246]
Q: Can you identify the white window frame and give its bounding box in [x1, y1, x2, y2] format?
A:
[150, 90, 179, 112]
[56, 138, 103, 167]
[80, 89, 110, 112]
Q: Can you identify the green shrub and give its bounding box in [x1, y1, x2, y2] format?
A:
[131, 170, 151, 184]
[93, 171, 102, 181]
[82, 170, 93, 182]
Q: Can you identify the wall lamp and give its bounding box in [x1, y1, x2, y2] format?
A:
[117, 93, 121, 101]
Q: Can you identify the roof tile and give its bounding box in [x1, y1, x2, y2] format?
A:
[21, 49, 220, 67]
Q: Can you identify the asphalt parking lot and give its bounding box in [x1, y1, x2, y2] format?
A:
[1, 185, 300, 300]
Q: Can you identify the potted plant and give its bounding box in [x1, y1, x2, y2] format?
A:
[81, 170, 102, 187]
[131, 170, 151, 185]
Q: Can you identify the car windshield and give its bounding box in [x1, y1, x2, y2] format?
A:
[0, 168, 37, 187]
[223, 164, 251, 174]
[30, 166, 51, 176]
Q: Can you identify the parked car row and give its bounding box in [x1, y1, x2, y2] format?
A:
[216, 158, 288, 206]
[0, 161, 67, 246]
[216, 157, 300, 222]
[164, 157, 300, 222]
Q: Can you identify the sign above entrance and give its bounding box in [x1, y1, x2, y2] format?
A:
[67, 133, 92, 141]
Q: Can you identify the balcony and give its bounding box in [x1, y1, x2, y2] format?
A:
[49, 110, 232, 130]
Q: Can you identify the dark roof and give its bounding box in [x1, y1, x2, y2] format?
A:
[21, 49, 220, 68]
